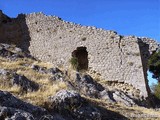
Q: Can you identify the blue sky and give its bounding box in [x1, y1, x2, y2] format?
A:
[0, 0, 159, 85]
[0, 0, 159, 40]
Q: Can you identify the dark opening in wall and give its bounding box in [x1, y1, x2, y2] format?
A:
[72, 47, 88, 70]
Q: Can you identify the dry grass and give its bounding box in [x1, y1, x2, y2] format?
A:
[33, 61, 54, 69]
[19, 81, 67, 106]
[0, 56, 68, 107]
[0, 82, 21, 95]
[0, 57, 34, 70]
[84, 97, 160, 119]
[0, 57, 53, 71]
[129, 106, 160, 118]
[16, 69, 50, 82]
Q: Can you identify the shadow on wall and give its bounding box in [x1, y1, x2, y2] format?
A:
[0, 11, 31, 52]
[138, 39, 151, 96]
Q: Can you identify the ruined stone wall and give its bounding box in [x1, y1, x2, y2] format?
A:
[138, 38, 158, 94]
[0, 12, 158, 98]
[0, 13, 30, 51]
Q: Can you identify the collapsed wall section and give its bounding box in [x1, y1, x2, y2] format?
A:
[0, 12, 31, 51]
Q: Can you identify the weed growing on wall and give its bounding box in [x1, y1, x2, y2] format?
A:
[69, 57, 78, 70]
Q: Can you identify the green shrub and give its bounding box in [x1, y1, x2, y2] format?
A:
[151, 83, 160, 99]
[69, 57, 78, 70]
[148, 50, 160, 80]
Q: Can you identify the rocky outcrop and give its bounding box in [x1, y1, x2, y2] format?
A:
[49, 90, 101, 120]
[75, 73, 105, 98]
[0, 69, 10, 77]
[0, 43, 34, 60]
[0, 89, 129, 120]
[11, 73, 39, 92]
[112, 91, 135, 106]
[0, 90, 47, 119]
[0, 69, 39, 92]
[31, 65, 63, 76]
[0, 106, 34, 120]
[73, 72, 137, 106]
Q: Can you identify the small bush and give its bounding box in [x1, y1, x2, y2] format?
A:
[69, 57, 78, 70]
[151, 83, 160, 99]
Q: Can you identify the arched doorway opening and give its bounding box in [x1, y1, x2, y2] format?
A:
[72, 47, 88, 70]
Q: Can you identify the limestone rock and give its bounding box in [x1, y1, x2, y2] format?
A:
[49, 90, 83, 111]
[75, 73, 105, 98]
[0, 90, 47, 117]
[11, 73, 39, 92]
[49, 90, 101, 120]
[113, 91, 136, 106]
[31, 65, 62, 75]
[0, 69, 10, 76]
[0, 48, 14, 58]
[49, 68, 65, 82]
[31, 64, 48, 74]
[48, 67, 62, 75]
[74, 73, 138, 106]
[100, 90, 115, 103]
[0, 106, 34, 120]
[0, 70, 39, 92]
[0, 43, 34, 60]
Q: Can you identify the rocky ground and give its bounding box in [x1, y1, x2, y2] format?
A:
[0, 43, 160, 120]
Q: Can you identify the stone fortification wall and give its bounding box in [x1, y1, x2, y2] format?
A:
[0, 12, 31, 51]
[0, 12, 158, 98]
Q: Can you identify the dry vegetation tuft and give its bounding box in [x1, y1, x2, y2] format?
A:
[19, 81, 67, 106]
[0, 57, 68, 107]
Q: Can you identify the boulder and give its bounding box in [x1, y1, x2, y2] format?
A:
[0, 106, 34, 120]
[0, 48, 14, 58]
[31, 65, 62, 75]
[74, 73, 137, 106]
[75, 73, 106, 98]
[0, 69, 10, 76]
[0, 90, 47, 117]
[49, 90, 83, 111]
[49, 90, 101, 120]
[0, 43, 34, 60]
[49, 68, 66, 82]
[31, 65, 47, 74]
[48, 67, 62, 75]
[113, 91, 136, 106]
[0, 43, 10, 49]
[11, 73, 39, 92]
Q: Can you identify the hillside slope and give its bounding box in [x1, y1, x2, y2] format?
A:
[0, 43, 160, 120]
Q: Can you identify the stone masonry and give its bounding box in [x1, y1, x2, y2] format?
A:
[0, 11, 158, 98]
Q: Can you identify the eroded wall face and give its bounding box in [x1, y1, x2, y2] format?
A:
[24, 13, 150, 98]
[0, 12, 158, 98]
[0, 21, 21, 46]
[0, 14, 31, 51]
